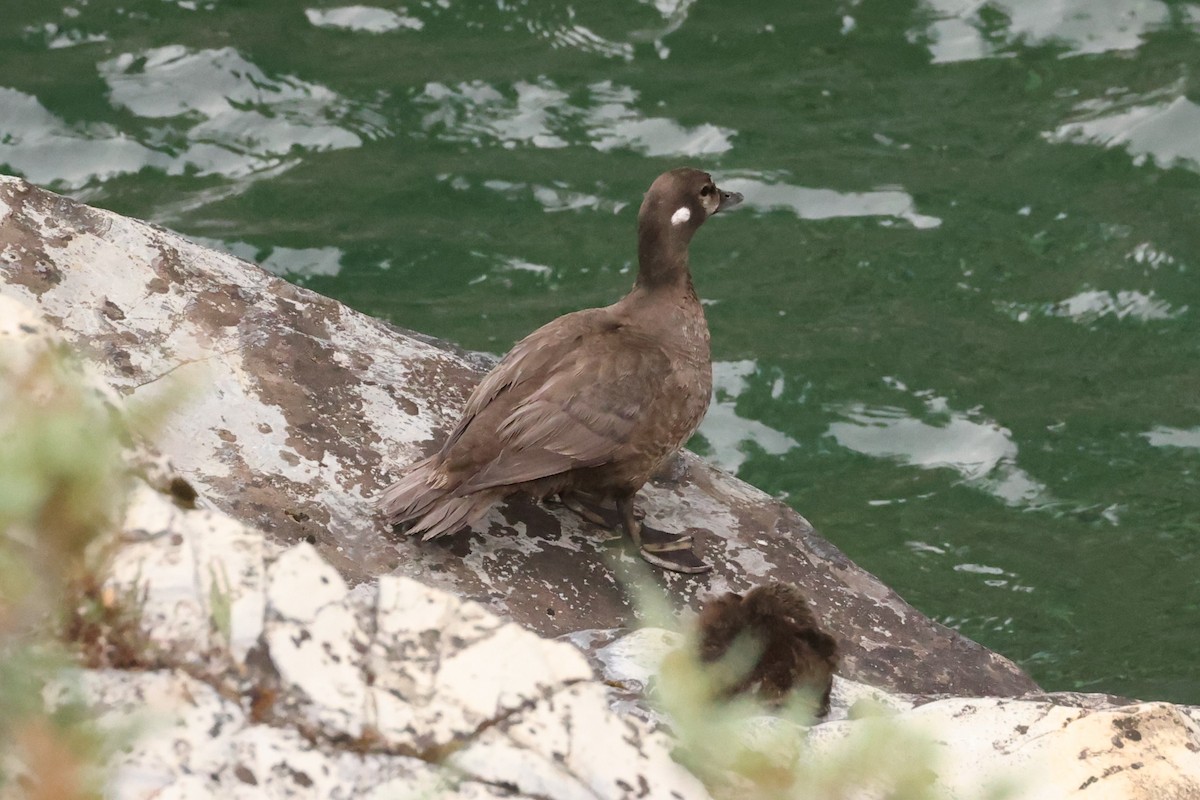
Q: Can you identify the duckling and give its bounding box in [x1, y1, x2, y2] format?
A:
[697, 583, 838, 716]
[380, 168, 742, 573]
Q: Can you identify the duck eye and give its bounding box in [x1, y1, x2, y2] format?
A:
[700, 185, 713, 197]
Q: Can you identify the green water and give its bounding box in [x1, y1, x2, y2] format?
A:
[3, 0, 1199, 703]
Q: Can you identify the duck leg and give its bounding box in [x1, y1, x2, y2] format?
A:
[553, 491, 674, 543]
[554, 492, 621, 540]
[554, 491, 609, 526]
[616, 496, 711, 575]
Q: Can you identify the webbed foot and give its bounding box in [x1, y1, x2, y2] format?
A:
[617, 497, 711, 574]
[639, 529, 712, 574]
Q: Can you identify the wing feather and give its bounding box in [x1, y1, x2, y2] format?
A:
[445, 310, 672, 495]
[440, 309, 599, 455]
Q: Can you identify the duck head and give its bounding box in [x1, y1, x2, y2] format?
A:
[636, 168, 742, 289]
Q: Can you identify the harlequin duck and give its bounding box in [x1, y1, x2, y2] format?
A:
[380, 167, 742, 573]
[697, 583, 839, 716]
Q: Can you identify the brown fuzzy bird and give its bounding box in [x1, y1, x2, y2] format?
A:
[697, 583, 839, 716]
[380, 168, 743, 573]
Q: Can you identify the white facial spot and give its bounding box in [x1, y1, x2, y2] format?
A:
[671, 206, 691, 226]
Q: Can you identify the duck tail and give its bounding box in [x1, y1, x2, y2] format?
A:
[378, 456, 500, 540]
[379, 455, 447, 526]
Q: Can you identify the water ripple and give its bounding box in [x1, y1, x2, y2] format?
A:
[99, 45, 381, 180]
[477, 178, 629, 214]
[828, 378, 1049, 508]
[998, 289, 1187, 325]
[717, 172, 941, 229]
[188, 238, 345, 282]
[0, 87, 163, 188]
[1143, 426, 1200, 450]
[23, 21, 107, 50]
[418, 79, 570, 149]
[588, 81, 733, 156]
[536, 22, 634, 61]
[913, 0, 1172, 63]
[0, 45, 386, 191]
[1046, 88, 1200, 175]
[695, 360, 800, 475]
[305, 6, 424, 33]
[503, 0, 697, 61]
[415, 78, 734, 157]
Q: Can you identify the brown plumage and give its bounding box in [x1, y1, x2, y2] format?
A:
[379, 168, 743, 572]
[697, 583, 839, 716]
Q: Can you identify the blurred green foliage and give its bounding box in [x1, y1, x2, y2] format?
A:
[632, 576, 1018, 800]
[0, 343, 132, 800]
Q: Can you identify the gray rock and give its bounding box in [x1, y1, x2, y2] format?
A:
[0, 174, 1034, 697]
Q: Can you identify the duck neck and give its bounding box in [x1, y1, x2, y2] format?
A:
[635, 219, 695, 295]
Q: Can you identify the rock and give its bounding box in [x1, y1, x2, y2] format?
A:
[5, 294, 1199, 799]
[450, 682, 709, 800]
[0, 173, 1034, 697]
[3, 297, 710, 800]
[70, 669, 540, 800]
[589, 627, 1200, 799]
[87, 504, 708, 799]
[808, 697, 1200, 799]
[116, 481, 268, 661]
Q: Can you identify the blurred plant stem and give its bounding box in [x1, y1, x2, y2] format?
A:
[0, 344, 138, 799]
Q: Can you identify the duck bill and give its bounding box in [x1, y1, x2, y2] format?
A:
[715, 189, 744, 213]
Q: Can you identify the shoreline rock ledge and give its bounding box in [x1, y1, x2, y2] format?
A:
[4, 176, 1200, 799]
[0, 173, 1030, 698]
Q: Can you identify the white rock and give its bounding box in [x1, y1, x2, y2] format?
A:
[825, 674, 918, 720]
[266, 543, 348, 623]
[113, 486, 209, 649]
[265, 546, 368, 738]
[113, 484, 267, 659]
[368, 575, 593, 746]
[453, 682, 713, 800]
[73, 669, 448, 800]
[0, 295, 54, 364]
[807, 697, 1200, 800]
[224, 725, 426, 800]
[77, 670, 247, 799]
[593, 627, 684, 692]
